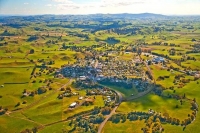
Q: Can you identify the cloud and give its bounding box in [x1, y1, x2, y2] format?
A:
[52, 0, 145, 11]
[100, 0, 146, 7]
[46, 4, 52, 7]
[57, 4, 80, 10]
[52, 0, 73, 4]
[50, 0, 200, 15]
[24, 3, 29, 5]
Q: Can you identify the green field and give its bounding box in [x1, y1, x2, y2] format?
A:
[103, 120, 146, 133]
[1, 14, 200, 133]
[117, 93, 191, 121]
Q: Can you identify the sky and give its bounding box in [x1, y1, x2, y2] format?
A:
[0, 0, 200, 15]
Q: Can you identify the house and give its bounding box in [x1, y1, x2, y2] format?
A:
[69, 102, 77, 108]
[85, 98, 94, 103]
[141, 48, 152, 53]
[23, 92, 30, 97]
[79, 76, 86, 81]
[91, 91, 96, 95]
[106, 96, 111, 98]
[78, 96, 83, 100]
[148, 109, 155, 114]
[152, 57, 165, 63]
[83, 98, 94, 105]
[195, 74, 200, 79]
[73, 92, 79, 95]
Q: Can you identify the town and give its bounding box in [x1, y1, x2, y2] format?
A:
[0, 11, 200, 133]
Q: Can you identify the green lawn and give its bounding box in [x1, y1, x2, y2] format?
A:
[103, 120, 146, 133]
[1, 15, 200, 133]
[151, 65, 182, 88]
[23, 92, 63, 124]
[0, 67, 32, 84]
[62, 95, 105, 119]
[102, 84, 138, 98]
[39, 121, 72, 133]
[117, 93, 191, 121]
[0, 115, 38, 133]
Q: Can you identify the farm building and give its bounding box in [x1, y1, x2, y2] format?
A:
[69, 102, 77, 108]
[152, 57, 165, 63]
[79, 76, 87, 81]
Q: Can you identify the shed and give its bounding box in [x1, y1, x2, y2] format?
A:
[69, 102, 77, 108]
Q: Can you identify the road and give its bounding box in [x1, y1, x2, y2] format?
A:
[97, 84, 153, 133]
[98, 106, 118, 133]
[97, 85, 124, 133]
[98, 55, 156, 133]
[115, 90, 123, 103]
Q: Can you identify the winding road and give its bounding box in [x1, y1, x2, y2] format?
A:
[97, 85, 154, 133]
[98, 55, 156, 133]
[98, 106, 118, 133]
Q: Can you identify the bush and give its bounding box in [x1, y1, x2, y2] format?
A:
[101, 107, 111, 115]
[22, 101, 27, 104]
[37, 87, 47, 94]
[111, 115, 121, 123]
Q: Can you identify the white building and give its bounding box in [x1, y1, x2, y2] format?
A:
[69, 102, 77, 108]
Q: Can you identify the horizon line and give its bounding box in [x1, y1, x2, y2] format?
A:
[0, 12, 200, 17]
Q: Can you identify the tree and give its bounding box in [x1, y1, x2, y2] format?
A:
[177, 119, 180, 125]
[62, 43, 67, 49]
[193, 98, 196, 102]
[95, 114, 104, 124]
[180, 99, 183, 105]
[191, 114, 195, 120]
[37, 87, 47, 94]
[92, 106, 100, 115]
[29, 49, 35, 54]
[69, 120, 73, 127]
[191, 101, 198, 110]
[22, 100, 27, 104]
[191, 38, 196, 42]
[147, 60, 152, 65]
[183, 93, 186, 98]
[111, 115, 120, 123]
[121, 114, 127, 123]
[137, 47, 142, 56]
[32, 127, 38, 133]
[15, 102, 20, 107]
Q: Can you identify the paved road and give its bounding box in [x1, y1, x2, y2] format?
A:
[98, 106, 118, 133]
[115, 90, 123, 103]
[97, 85, 124, 133]
[99, 84, 123, 103]
[97, 84, 153, 133]
[98, 55, 156, 133]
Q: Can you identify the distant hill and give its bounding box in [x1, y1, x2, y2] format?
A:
[0, 13, 166, 18]
[97, 13, 167, 18]
[0, 13, 171, 23]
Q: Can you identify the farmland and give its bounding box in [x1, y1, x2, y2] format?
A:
[0, 14, 200, 133]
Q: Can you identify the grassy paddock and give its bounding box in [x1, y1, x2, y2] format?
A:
[117, 93, 191, 121]
[103, 120, 145, 133]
